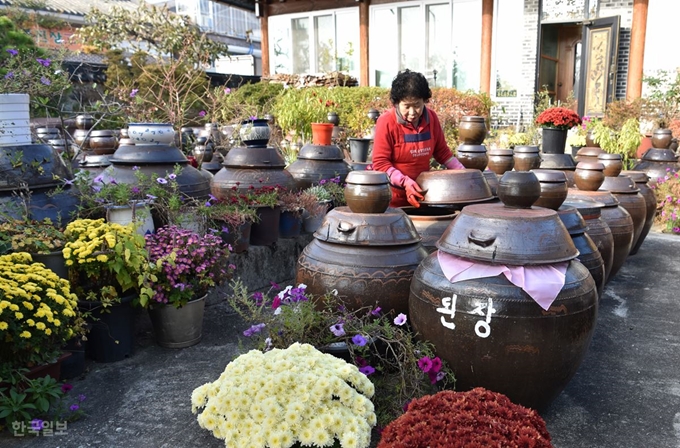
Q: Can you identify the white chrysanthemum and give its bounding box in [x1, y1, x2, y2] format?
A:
[311, 427, 333, 447]
[297, 425, 315, 446]
[267, 430, 285, 448]
[340, 431, 360, 448]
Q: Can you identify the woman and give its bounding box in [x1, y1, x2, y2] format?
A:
[372, 69, 464, 208]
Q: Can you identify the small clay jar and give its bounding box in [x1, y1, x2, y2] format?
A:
[193, 145, 214, 165]
[598, 153, 623, 177]
[487, 149, 514, 175]
[574, 161, 606, 191]
[89, 135, 118, 154]
[497, 171, 541, 208]
[585, 129, 599, 148]
[532, 169, 568, 210]
[513, 146, 541, 171]
[458, 116, 487, 145]
[75, 114, 95, 130]
[344, 171, 392, 214]
[456, 144, 488, 171]
[652, 128, 673, 149]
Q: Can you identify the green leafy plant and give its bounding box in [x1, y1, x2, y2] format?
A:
[591, 117, 642, 169]
[228, 279, 455, 427]
[0, 218, 66, 254]
[642, 70, 680, 129]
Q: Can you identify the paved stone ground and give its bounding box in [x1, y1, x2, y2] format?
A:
[1, 231, 679, 448]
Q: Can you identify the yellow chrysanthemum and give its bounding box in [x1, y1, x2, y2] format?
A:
[19, 330, 31, 338]
[36, 322, 46, 331]
[0, 322, 8, 330]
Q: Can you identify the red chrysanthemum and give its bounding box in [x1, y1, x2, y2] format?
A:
[535, 107, 582, 130]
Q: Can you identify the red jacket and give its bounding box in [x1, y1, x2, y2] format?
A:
[372, 107, 453, 207]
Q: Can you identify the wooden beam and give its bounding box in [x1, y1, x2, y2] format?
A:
[626, 0, 649, 100]
[260, 1, 270, 77]
[359, 1, 369, 86]
[480, 0, 493, 94]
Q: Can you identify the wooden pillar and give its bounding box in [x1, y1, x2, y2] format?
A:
[260, 1, 270, 78]
[626, 0, 649, 100]
[480, 0, 493, 94]
[359, 1, 369, 86]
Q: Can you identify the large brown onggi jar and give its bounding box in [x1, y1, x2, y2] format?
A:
[601, 175, 647, 255]
[632, 148, 679, 186]
[566, 189, 633, 283]
[285, 143, 351, 190]
[621, 170, 657, 255]
[296, 207, 427, 316]
[409, 183, 597, 411]
[564, 199, 614, 284]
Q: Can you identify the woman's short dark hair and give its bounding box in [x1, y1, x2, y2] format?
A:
[390, 69, 432, 105]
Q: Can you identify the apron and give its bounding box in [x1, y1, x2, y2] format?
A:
[389, 126, 435, 208]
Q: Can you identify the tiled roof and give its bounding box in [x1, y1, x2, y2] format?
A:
[0, 0, 138, 17]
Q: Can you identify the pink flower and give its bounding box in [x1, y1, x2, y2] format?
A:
[271, 296, 281, 309]
[394, 313, 407, 326]
[418, 356, 433, 373]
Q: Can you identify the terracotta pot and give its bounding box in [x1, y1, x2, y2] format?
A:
[574, 162, 605, 191]
[621, 170, 656, 255]
[564, 199, 615, 283]
[512, 146, 541, 171]
[311, 123, 334, 145]
[636, 135, 652, 158]
[601, 175, 647, 256]
[532, 169, 568, 210]
[456, 144, 488, 171]
[487, 149, 514, 175]
[344, 170, 391, 214]
[598, 153, 623, 177]
[458, 116, 487, 144]
[496, 171, 541, 209]
[652, 128, 673, 149]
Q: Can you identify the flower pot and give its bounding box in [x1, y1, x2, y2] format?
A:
[279, 210, 303, 238]
[541, 127, 569, 154]
[311, 123, 334, 146]
[348, 138, 372, 162]
[0, 93, 31, 146]
[250, 205, 281, 246]
[60, 338, 86, 380]
[127, 123, 175, 145]
[106, 201, 155, 235]
[30, 250, 68, 280]
[24, 352, 71, 382]
[303, 211, 326, 233]
[81, 294, 137, 363]
[148, 294, 206, 349]
[239, 119, 270, 147]
[219, 220, 251, 253]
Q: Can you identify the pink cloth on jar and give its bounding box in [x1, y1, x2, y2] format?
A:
[436, 250, 569, 311]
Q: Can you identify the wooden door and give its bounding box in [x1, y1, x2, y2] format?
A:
[556, 25, 581, 108]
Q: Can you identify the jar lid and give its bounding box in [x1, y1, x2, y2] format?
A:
[567, 188, 620, 207]
[601, 175, 640, 193]
[576, 161, 605, 171]
[313, 206, 421, 246]
[577, 147, 605, 157]
[562, 199, 604, 218]
[457, 144, 487, 153]
[79, 154, 112, 167]
[513, 145, 539, 153]
[533, 169, 567, 183]
[642, 148, 678, 162]
[298, 143, 344, 161]
[345, 170, 388, 185]
[109, 144, 188, 165]
[620, 170, 649, 183]
[597, 153, 622, 160]
[89, 130, 117, 137]
[488, 148, 513, 156]
[461, 116, 486, 122]
[436, 201, 578, 265]
[222, 146, 285, 168]
[557, 205, 587, 235]
[416, 169, 494, 205]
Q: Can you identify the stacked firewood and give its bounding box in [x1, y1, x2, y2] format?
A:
[262, 72, 358, 87]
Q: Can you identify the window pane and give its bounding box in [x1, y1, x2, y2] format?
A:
[426, 3, 451, 88]
[336, 11, 359, 77]
[315, 15, 334, 72]
[539, 58, 557, 93]
[541, 26, 559, 59]
[269, 16, 291, 74]
[493, 0, 523, 97]
[372, 8, 398, 87]
[292, 17, 310, 73]
[452, 0, 482, 91]
[541, 0, 599, 22]
[399, 6, 421, 71]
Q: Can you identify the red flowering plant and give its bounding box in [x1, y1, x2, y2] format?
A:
[535, 106, 582, 130]
[377, 388, 553, 448]
[227, 279, 455, 427]
[142, 225, 234, 308]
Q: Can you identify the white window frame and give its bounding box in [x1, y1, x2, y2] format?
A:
[490, 0, 524, 101]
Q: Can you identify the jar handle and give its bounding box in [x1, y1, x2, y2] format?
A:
[468, 232, 496, 247]
[337, 221, 356, 233]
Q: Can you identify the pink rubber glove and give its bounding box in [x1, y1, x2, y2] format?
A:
[387, 167, 425, 207]
[444, 156, 465, 170]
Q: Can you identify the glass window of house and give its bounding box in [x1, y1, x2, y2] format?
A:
[541, 0, 599, 22]
[399, 6, 421, 71]
[371, 7, 399, 87]
[492, 0, 523, 98]
[292, 17, 310, 73]
[426, 3, 451, 88]
[336, 11, 359, 74]
[270, 15, 292, 73]
[316, 15, 334, 73]
[451, 0, 482, 91]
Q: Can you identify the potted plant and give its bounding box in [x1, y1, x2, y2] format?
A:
[377, 388, 553, 447]
[192, 342, 377, 448]
[242, 185, 282, 246]
[590, 117, 642, 169]
[63, 218, 154, 362]
[200, 193, 258, 253]
[535, 106, 582, 154]
[277, 189, 304, 238]
[0, 252, 83, 373]
[0, 218, 68, 279]
[227, 279, 454, 427]
[142, 225, 233, 348]
[651, 168, 680, 234]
